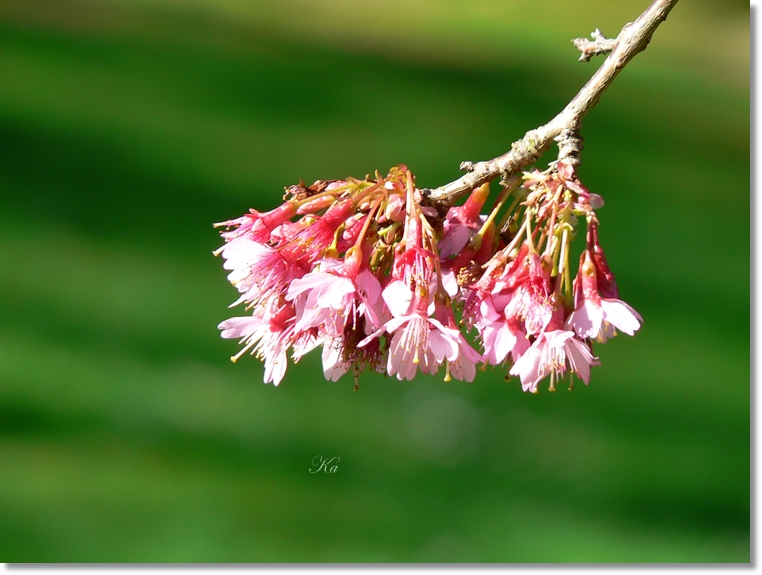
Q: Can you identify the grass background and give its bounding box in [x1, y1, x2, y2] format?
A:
[0, 0, 750, 562]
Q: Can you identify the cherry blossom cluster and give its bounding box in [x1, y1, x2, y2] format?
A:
[215, 163, 640, 392]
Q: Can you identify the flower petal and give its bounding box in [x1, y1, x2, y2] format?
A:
[565, 338, 597, 385]
[510, 338, 545, 392]
[567, 300, 603, 339]
[316, 276, 355, 309]
[600, 299, 642, 336]
[428, 329, 459, 362]
[382, 280, 413, 318]
[286, 271, 331, 300]
[356, 269, 382, 305]
[218, 316, 261, 339]
[322, 340, 349, 382]
[493, 325, 517, 364]
[438, 223, 470, 258]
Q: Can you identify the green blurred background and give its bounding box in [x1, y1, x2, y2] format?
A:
[0, 0, 749, 563]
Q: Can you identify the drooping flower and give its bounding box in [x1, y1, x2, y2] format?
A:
[481, 241, 555, 337]
[586, 219, 619, 299]
[285, 247, 385, 380]
[287, 258, 381, 335]
[215, 163, 640, 390]
[509, 329, 598, 393]
[382, 314, 460, 380]
[276, 199, 356, 273]
[433, 296, 484, 382]
[220, 240, 292, 309]
[358, 175, 468, 380]
[215, 202, 297, 244]
[359, 266, 457, 380]
[438, 183, 490, 258]
[566, 237, 642, 342]
[218, 302, 302, 386]
[474, 294, 530, 366]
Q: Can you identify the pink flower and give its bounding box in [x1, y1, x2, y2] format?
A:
[567, 249, 642, 342]
[434, 300, 484, 382]
[358, 277, 482, 381]
[509, 329, 599, 393]
[283, 244, 386, 382]
[378, 192, 405, 223]
[482, 242, 554, 336]
[474, 295, 530, 365]
[383, 184, 440, 316]
[358, 187, 471, 380]
[218, 199, 356, 310]
[215, 164, 641, 388]
[379, 314, 462, 380]
[391, 247, 438, 302]
[503, 284, 553, 336]
[568, 298, 641, 342]
[586, 220, 619, 299]
[439, 215, 482, 259]
[438, 184, 490, 258]
[218, 303, 301, 386]
[277, 199, 355, 273]
[220, 239, 292, 308]
[357, 279, 434, 378]
[215, 202, 297, 244]
[286, 256, 382, 336]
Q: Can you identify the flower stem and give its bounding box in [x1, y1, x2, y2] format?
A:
[476, 177, 520, 238]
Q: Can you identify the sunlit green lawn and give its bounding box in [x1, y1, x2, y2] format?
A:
[0, 0, 749, 562]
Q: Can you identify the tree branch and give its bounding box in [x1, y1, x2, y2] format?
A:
[425, 0, 679, 205]
[573, 28, 617, 62]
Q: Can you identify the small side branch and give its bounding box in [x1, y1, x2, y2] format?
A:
[573, 29, 617, 62]
[426, 0, 679, 206]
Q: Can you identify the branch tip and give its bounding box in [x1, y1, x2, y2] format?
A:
[428, 0, 680, 205]
[572, 28, 617, 62]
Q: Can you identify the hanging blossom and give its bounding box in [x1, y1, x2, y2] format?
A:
[357, 174, 482, 382]
[215, 162, 640, 392]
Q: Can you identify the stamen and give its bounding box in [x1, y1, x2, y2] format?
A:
[231, 340, 256, 363]
[542, 183, 565, 257]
